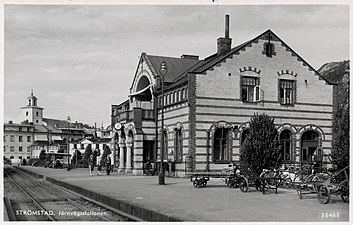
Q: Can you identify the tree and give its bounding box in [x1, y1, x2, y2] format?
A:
[83, 144, 92, 160]
[39, 149, 47, 160]
[332, 72, 349, 170]
[240, 113, 281, 175]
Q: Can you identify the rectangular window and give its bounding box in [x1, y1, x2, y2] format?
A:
[10, 146, 14, 152]
[241, 77, 260, 102]
[27, 147, 31, 152]
[19, 146, 23, 152]
[19, 136, 23, 142]
[27, 136, 31, 142]
[279, 80, 294, 105]
[10, 135, 15, 142]
[96, 144, 99, 149]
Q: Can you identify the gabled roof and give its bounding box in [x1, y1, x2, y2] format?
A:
[317, 60, 350, 84]
[190, 29, 333, 84]
[43, 118, 72, 129]
[144, 54, 200, 83]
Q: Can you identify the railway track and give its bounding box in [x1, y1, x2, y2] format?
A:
[4, 166, 144, 221]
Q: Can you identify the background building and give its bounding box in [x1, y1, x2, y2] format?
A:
[3, 91, 96, 163]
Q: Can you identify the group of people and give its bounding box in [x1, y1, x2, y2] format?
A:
[88, 150, 112, 176]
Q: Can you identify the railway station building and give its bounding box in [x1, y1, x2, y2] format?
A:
[111, 15, 335, 177]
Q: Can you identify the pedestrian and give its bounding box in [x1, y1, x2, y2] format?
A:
[106, 155, 112, 175]
[88, 154, 94, 176]
[97, 153, 102, 176]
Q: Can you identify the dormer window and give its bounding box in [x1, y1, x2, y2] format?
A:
[263, 42, 275, 57]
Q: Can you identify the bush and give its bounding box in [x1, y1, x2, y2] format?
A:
[240, 113, 282, 175]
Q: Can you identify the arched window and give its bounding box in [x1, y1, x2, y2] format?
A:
[213, 128, 230, 162]
[182, 89, 185, 99]
[175, 128, 183, 161]
[241, 129, 249, 144]
[177, 90, 180, 102]
[26, 111, 29, 116]
[280, 130, 292, 161]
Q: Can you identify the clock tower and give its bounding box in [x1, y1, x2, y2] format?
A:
[21, 90, 44, 125]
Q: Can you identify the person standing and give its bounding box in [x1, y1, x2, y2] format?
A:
[88, 154, 94, 176]
[96, 151, 102, 176]
[106, 155, 112, 175]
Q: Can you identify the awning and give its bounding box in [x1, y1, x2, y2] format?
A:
[52, 136, 63, 141]
[34, 134, 48, 141]
[128, 85, 152, 97]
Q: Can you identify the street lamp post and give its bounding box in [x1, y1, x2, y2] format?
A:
[158, 61, 167, 185]
[67, 116, 71, 171]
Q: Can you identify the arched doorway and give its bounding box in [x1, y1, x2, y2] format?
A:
[301, 130, 322, 165]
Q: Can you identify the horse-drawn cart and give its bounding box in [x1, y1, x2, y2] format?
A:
[316, 166, 349, 204]
[235, 161, 282, 194]
[293, 165, 349, 204]
[186, 165, 244, 188]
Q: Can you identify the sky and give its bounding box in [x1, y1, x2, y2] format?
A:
[3, 2, 350, 128]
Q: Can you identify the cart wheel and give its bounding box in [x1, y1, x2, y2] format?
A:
[317, 185, 330, 204]
[239, 178, 248, 192]
[340, 186, 349, 202]
[193, 178, 203, 188]
[202, 179, 208, 188]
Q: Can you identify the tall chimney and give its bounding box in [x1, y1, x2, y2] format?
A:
[225, 14, 229, 38]
[217, 14, 232, 55]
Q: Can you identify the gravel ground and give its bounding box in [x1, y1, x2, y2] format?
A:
[18, 166, 350, 222]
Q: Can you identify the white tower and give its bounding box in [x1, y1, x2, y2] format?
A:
[21, 90, 44, 125]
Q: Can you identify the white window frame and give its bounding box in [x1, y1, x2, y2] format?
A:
[279, 80, 294, 105]
[241, 77, 260, 102]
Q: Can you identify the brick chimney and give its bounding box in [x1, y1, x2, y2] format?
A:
[217, 15, 232, 55]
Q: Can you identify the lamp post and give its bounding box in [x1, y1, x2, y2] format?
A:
[67, 116, 71, 171]
[43, 122, 50, 154]
[158, 61, 167, 185]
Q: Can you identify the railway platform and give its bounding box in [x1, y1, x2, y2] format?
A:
[13, 165, 350, 222]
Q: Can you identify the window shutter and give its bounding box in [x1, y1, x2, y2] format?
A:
[293, 80, 297, 103]
[228, 129, 232, 161]
[255, 86, 260, 101]
[242, 87, 247, 101]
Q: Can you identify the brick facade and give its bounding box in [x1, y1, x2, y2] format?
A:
[112, 25, 334, 177]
